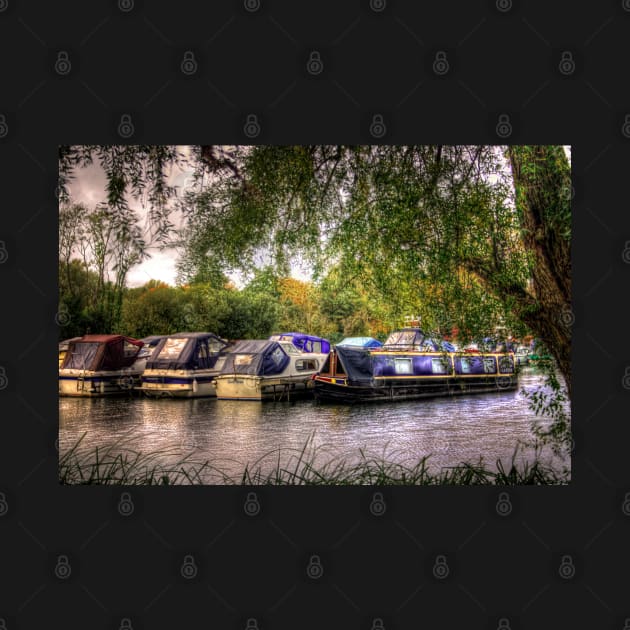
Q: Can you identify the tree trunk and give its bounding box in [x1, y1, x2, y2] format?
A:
[507, 146, 572, 397]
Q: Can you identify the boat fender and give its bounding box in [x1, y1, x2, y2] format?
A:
[192, 379, 198, 393]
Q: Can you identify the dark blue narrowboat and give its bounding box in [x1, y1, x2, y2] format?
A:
[313, 327, 518, 404]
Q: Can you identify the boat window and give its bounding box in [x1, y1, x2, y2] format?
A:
[311, 341, 322, 353]
[234, 354, 255, 367]
[197, 342, 208, 360]
[498, 356, 514, 373]
[65, 342, 100, 369]
[279, 342, 300, 355]
[384, 330, 423, 348]
[460, 357, 472, 374]
[123, 340, 140, 358]
[208, 339, 224, 353]
[296, 359, 318, 371]
[157, 338, 187, 360]
[431, 357, 449, 374]
[270, 346, 287, 367]
[394, 358, 413, 374]
[483, 357, 497, 373]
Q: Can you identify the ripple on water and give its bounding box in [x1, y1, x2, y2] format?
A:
[59, 369, 569, 482]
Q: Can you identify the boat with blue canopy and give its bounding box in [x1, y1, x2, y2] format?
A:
[313, 327, 517, 403]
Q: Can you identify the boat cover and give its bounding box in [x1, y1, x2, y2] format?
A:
[335, 346, 375, 385]
[220, 340, 290, 376]
[269, 332, 331, 354]
[146, 332, 227, 370]
[62, 334, 143, 371]
[336, 337, 383, 348]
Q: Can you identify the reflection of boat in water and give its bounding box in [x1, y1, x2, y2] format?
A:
[59, 335, 144, 396]
[139, 332, 229, 398]
[215, 339, 328, 401]
[313, 327, 518, 404]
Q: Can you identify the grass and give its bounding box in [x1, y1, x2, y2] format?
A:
[59, 433, 568, 485]
[59, 433, 211, 485]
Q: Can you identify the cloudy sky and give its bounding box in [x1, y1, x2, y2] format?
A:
[66, 153, 193, 287]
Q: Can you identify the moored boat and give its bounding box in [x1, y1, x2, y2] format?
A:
[139, 332, 229, 398]
[313, 327, 518, 404]
[59, 334, 144, 397]
[215, 339, 328, 401]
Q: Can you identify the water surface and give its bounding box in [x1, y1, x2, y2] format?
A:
[59, 368, 569, 483]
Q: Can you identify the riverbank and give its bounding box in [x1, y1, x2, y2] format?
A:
[59, 434, 569, 485]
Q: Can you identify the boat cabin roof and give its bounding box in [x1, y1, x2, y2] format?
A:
[221, 339, 290, 376]
[383, 327, 427, 349]
[336, 337, 383, 348]
[269, 332, 331, 354]
[146, 332, 227, 370]
[61, 334, 143, 371]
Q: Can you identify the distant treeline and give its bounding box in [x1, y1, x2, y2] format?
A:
[58, 262, 416, 343]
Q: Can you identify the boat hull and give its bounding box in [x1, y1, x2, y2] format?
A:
[215, 374, 315, 401]
[139, 368, 219, 398]
[59, 369, 141, 397]
[314, 373, 518, 403]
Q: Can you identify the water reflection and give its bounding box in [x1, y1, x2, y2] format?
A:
[59, 368, 569, 483]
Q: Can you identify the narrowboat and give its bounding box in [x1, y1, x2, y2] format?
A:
[215, 339, 328, 401]
[269, 332, 331, 354]
[336, 337, 383, 348]
[59, 334, 145, 396]
[313, 327, 518, 404]
[139, 332, 229, 398]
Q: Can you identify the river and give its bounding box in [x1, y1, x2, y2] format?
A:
[58, 367, 569, 484]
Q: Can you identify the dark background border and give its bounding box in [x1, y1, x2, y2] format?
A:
[1, 1, 629, 628]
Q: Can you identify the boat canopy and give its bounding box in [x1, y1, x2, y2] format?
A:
[220, 340, 290, 376]
[58, 336, 82, 351]
[335, 346, 374, 385]
[336, 337, 383, 348]
[382, 328, 458, 352]
[146, 332, 227, 370]
[269, 332, 330, 354]
[62, 334, 143, 371]
[137, 335, 168, 358]
[383, 328, 428, 350]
